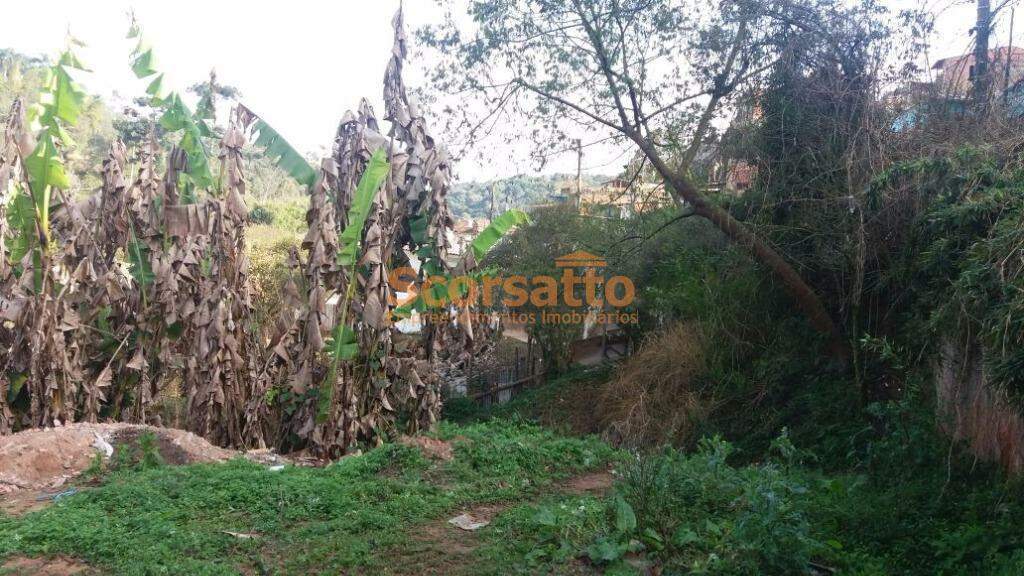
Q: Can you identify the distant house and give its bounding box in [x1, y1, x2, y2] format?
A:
[892, 47, 1024, 131]
[707, 160, 757, 194]
[555, 177, 671, 217]
[448, 216, 490, 257]
[932, 47, 1024, 98]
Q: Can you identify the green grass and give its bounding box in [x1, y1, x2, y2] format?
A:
[0, 420, 618, 576]
[443, 366, 611, 433]
[447, 379, 1024, 575]
[473, 494, 608, 575]
[4, 410, 1024, 575]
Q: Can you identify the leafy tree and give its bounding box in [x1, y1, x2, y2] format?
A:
[189, 70, 241, 125]
[0, 50, 48, 119]
[419, 0, 897, 357]
[486, 204, 631, 372]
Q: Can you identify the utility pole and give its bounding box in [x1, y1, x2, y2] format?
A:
[574, 138, 583, 212]
[974, 0, 993, 108]
[488, 181, 497, 220]
[1005, 7, 1016, 103]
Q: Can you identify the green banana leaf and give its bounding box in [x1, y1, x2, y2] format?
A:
[127, 24, 212, 191]
[336, 148, 390, 267]
[9, 48, 85, 288]
[317, 312, 359, 423]
[250, 119, 317, 188]
[127, 231, 154, 288]
[131, 48, 157, 78]
[324, 324, 359, 362]
[409, 214, 428, 244]
[6, 191, 36, 264]
[470, 209, 530, 261]
[316, 149, 390, 422]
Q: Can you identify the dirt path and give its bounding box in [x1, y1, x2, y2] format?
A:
[383, 469, 614, 576]
[0, 556, 92, 575]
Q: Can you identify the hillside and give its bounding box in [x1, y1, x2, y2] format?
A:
[448, 174, 611, 218]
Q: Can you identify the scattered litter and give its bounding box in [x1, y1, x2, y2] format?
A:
[267, 465, 286, 472]
[92, 433, 114, 458]
[36, 488, 78, 502]
[223, 531, 259, 540]
[448, 513, 489, 531]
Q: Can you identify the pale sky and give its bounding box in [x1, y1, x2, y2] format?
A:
[0, 0, 1013, 181]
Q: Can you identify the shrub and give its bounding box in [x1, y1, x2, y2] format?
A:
[561, 435, 821, 575]
[597, 323, 711, 448]
[247, 204, 275, 225]
[248, 231, 300, 332]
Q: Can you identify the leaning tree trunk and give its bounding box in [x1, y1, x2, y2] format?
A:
[635, 137, 849, 359]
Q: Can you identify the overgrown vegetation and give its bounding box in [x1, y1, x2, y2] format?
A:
[0, 9, 527, 459]
[4, 0, 1024, 573]
[0, 420, 617, 575]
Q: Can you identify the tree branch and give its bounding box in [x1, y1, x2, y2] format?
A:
[513, 79, 627, 134]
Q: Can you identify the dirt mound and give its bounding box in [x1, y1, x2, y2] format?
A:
[0, 423, 235, 493]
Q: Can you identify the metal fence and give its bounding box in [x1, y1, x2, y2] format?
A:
[465, 338, 544, 405]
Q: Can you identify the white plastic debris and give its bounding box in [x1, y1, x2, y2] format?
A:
[92, 433, 114, 458]
[448, 513, 489, 531]
[223, 531, 259, 539]
[267, 465, 286, 472]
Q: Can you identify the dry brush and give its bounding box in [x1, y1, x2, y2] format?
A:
[0, 9, 490, 457]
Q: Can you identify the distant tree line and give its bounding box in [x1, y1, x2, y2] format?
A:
[448, 173, 608, 219]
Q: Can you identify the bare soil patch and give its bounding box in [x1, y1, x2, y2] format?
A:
[0, 423, 236, 516]
[1, 556, 91, 575]
[383, 468, 614, 575]
[559, 470, 614, 495]
[398, 436, 454, 461]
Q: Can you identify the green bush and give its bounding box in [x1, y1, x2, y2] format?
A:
[247, 204, 275, 225]
[608, 436, 819, 574]
[255, 198, 307, 233]
[248, 231, 299, 331]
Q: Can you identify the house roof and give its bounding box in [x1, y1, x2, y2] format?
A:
[933, 46, 1024, 69]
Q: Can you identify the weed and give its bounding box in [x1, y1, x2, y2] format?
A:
[83, 452, 106, 481]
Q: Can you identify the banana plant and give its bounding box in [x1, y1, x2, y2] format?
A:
[469, 208, 530, 263]
[239, 106, 317, 188]
[6, 47, 87, 291]
[318, 147, 390, 420]
[127, 17, 213, 194]
[392, 209, 530, 318]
